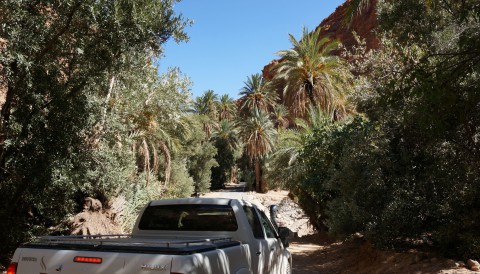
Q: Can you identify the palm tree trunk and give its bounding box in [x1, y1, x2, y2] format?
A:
[230, 167, 237, 184]
[142, 139, 150, 187]
[255, 159, 261, 193]
[99, 75, 115, 130]
[260, 169, 267, 193]
[159, 142, 171, 186]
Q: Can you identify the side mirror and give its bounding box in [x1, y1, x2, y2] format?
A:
[269, 205, 279, 229]
[277, 227, 290, 247]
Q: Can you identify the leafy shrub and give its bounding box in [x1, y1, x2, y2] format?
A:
[290, 0, 480, 259]
[210, 138, 235, 189]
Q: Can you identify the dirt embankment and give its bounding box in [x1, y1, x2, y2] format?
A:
[290, 233, 479, 274]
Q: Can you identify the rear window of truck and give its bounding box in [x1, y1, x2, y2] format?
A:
[139, 204, 238, 231]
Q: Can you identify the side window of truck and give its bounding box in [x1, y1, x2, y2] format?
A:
[258, 210, 277, 238]
[243, 206, 264, 239]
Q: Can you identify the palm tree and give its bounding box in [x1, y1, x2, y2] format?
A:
[194, 90, 219, 118]
[129, 113, 190, 187]
[238, 109, 277, 192]
[130, 130, 168, 186]
[295, 104, 336, 133]
[266, 105, 332, 191]
[218, 94, 235, 121]
[265, 129, 304, 190]
[213, 120, 239, 151]
[238, 73, 278, 115]
[194, 90, 219, 138]
[274, 27, 353, 119]
[271, 104, 290, 130]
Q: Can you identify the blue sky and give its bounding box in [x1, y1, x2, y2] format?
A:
[158, 0, 346, 99]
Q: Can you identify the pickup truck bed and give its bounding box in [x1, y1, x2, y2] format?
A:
[21, 235, 241, 255]
[13, 236, 251, 274]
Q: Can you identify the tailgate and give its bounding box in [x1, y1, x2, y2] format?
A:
[15, 248, 173, 274]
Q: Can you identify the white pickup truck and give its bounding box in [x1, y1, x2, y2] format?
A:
[6, 198, 292, 274]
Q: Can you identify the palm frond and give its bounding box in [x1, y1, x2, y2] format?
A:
[239, 74, 278, 115]
[238, 109, 277, 162]
[218, 94, 235, 121]
[274, 27, 353, 120]
[343, 0, 372, 27]
[213, 120, 239, 150]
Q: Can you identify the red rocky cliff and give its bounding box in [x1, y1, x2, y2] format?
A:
[263, 0, 379, 80]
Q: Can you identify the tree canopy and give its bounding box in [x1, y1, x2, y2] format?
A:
[0, 0, 192, 264]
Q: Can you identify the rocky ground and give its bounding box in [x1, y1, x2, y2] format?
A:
[205, 184, 480, 274]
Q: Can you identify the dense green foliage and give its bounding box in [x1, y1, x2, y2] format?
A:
[271, 0, 480, 260]
[181, 123, 218, 194]
[364, 0, 480, 258]
[210, 120, 238, 189]
[0, 0, 208, 264]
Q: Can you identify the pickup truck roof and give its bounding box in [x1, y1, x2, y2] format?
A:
[147, 197, 257, 207]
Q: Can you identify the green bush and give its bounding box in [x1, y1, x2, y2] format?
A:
[287, 0, 480, 259]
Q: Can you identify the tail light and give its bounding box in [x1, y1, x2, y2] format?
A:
[73, 256, 102, 264]
[7, 262, 17, 274]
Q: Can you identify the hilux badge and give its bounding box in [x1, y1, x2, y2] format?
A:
[21, 257, 37, 262]
[141, 264, 167, 271]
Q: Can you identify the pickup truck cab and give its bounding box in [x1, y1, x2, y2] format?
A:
[7, 198, 292, 274]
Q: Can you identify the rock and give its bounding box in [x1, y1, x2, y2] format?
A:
[315, 0, 379, 51]
[273, 198, 315, 237]
[71, 211, 121, 235]
[109, 196, 126, 224]
[456, 261, 466, 268]
[84, 197, 102, 212]
[467, 259, 480, 271]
